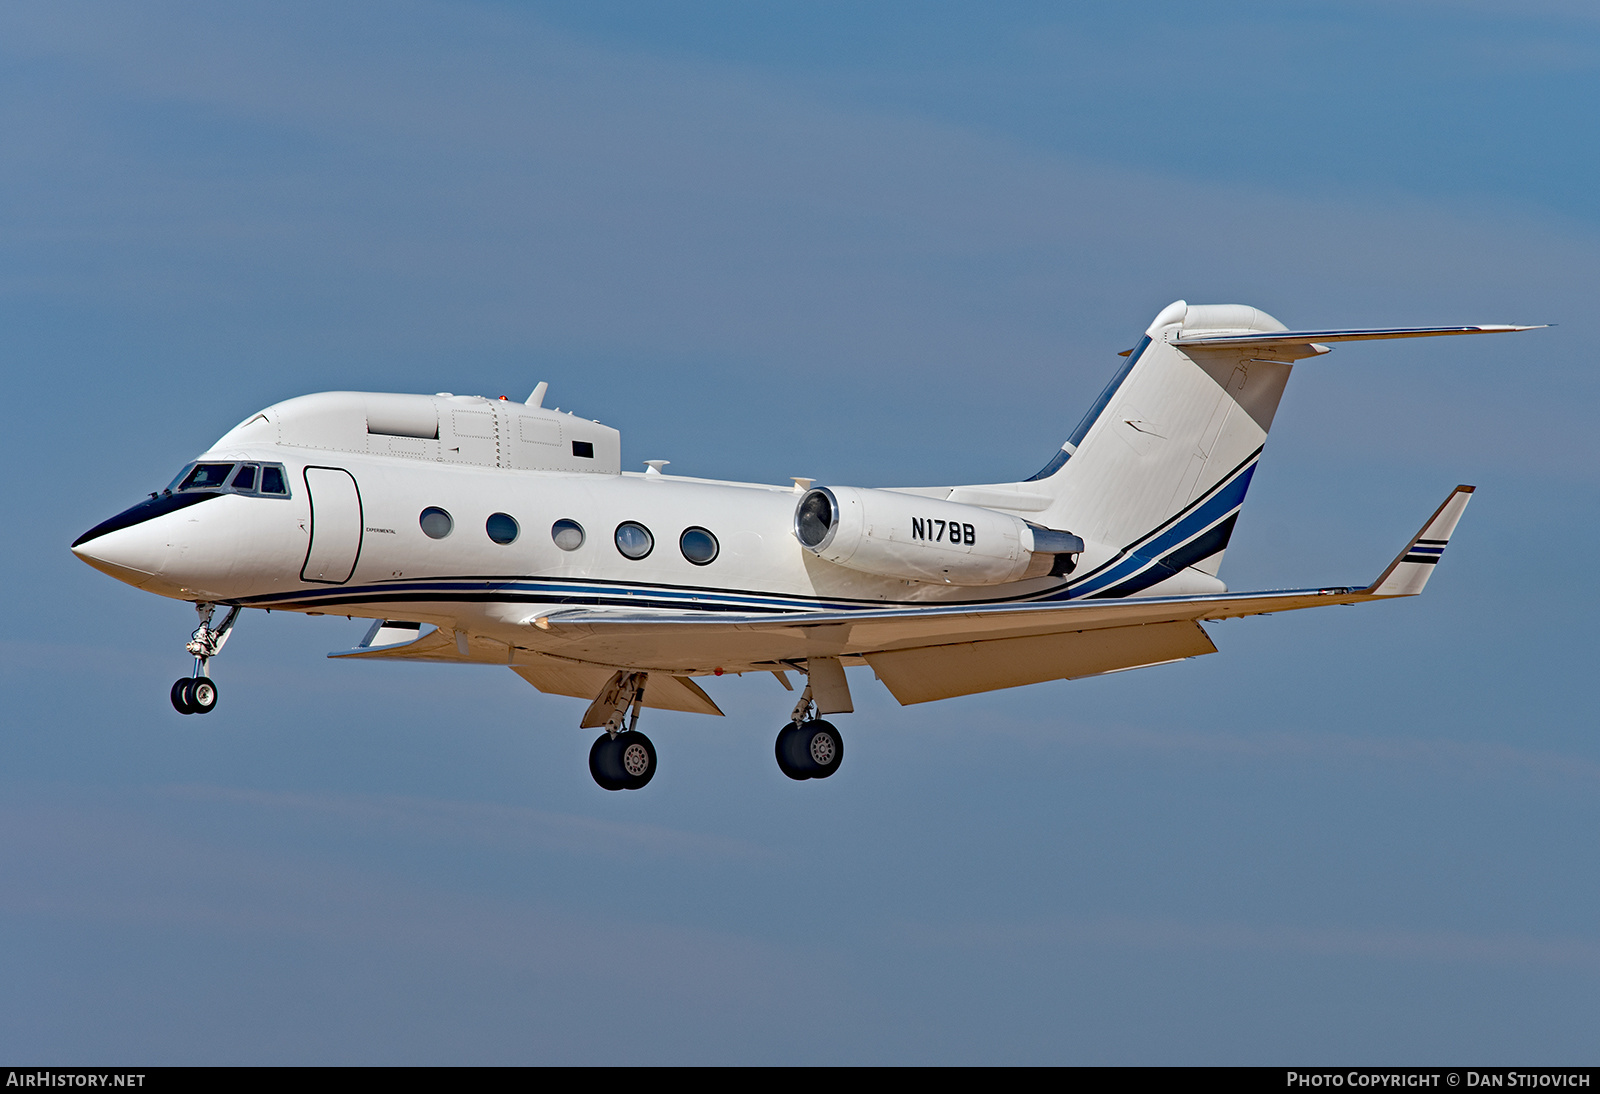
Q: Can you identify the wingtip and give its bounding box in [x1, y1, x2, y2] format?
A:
[1365, 485, 1475, 597]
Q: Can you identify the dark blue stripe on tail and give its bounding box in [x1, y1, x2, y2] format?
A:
[1026, 335, 1153, 481]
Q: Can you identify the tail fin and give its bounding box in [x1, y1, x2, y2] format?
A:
[1017, 302, 1531, 586]
[1028, 300, 1298, 578]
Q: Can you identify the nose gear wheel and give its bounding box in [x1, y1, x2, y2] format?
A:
[169, 602, 239, 715]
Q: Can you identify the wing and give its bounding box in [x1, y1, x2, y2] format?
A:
[521, 486, 1474, 703]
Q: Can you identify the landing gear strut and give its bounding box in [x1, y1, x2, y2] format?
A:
[170, 602, 238, 715]
[774, 680, 844, 781]
[585, 670, 658, 791]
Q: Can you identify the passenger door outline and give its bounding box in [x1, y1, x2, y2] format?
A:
[301, 466, 364, 584]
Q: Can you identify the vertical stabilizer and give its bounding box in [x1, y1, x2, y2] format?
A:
[1028, 301, 1304, 585]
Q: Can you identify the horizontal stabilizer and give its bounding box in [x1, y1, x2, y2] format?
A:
[1172, 325, 1541, 350]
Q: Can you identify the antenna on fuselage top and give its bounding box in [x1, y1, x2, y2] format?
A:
[527, 382, 549, 408]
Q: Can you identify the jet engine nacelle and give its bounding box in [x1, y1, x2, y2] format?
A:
[793, 486, 1084, 586]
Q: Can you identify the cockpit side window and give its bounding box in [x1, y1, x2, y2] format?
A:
[179, 463, 236, 491]
[259, 465, 288, 495]
[231, 464, 258, 492]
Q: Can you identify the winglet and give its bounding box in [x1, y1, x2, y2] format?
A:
[1366, 486, 1475, 597]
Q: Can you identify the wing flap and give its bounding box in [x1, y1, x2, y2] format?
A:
[653, 674, 724, 717]
[511, 656, 723, 716]
[511, 653, 617, 700]
[865, 620, 1216, 704]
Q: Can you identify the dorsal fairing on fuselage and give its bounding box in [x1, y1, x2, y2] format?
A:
[210, 390, 622, 474]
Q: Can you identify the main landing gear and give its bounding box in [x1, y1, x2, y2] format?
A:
[589, 731, 657, 792]
[576, 666, 849, 789]
[585, 670, 658, 791]
[170, 602, 239, 715]
[774, 681, 844, 781]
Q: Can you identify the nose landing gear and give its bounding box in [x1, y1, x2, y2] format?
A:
[170, 602, 239, 715]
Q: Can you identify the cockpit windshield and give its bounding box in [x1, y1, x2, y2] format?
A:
[178, 463, 236, 491]
[162, 462, 291, 498]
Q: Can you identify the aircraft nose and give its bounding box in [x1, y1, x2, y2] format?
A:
[71, 491, 220, 589]
[71, 521, 169, 588]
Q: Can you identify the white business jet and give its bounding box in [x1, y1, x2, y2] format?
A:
[72, 300, 1536, 790]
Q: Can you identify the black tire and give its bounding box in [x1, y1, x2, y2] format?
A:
[170, 678, 196, 715]
[589, 733, 627, 791]
[774, 723, 811, 780]
[616, 731, 657, 790]
[189, 677, 219, 714]
[798, 719, 844, 779]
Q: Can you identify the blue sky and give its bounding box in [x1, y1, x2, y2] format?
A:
[2, 0, 1597, 1063]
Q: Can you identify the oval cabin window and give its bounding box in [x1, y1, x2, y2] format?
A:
[614, 522, 653, 560]
[679, 527, 718, 565]
[420, 507, 453, 539]
[551, 519, 585, 551]
[486, 512, 519, 545]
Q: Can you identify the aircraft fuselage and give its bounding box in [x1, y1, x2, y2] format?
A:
[74, 439, 1147, 675]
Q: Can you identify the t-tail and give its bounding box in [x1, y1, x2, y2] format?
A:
[999, 301, 1537, 598]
